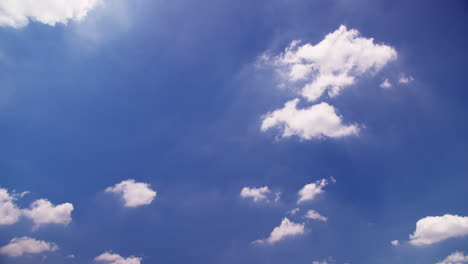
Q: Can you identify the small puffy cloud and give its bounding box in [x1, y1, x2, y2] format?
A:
[391, 240, 399, 247]
[66, 254, 76, 259]
[305, 210, 327, 222]
[253, 218, 305, 245]
[240, 186, 272, 202]
[273, 25, 397, 101]
[380, 79, 392, 88]
[298, 178, 334, 204]
[261, 99, 359, 140]
[289, 208, 300, 215]
[399, 75, 414, 84]
[409, 214, 468, 246]
[0, 0, 102, 28]
[438, 251, 468, 264]
[94, 251, 142, 264]
[0, 188, 22, 225]
[105, 179, 157, 208]
[23, 199, 73, 229]
[0, 237, 58, 257]
[312, 257, 336, 264]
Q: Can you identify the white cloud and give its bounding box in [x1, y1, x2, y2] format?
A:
[289, 208, 300, 215]
[312, 257, 336, 264]
[66, 254, 76, 259]
[94, 251, 142, 264]
[409, 214, 468, 246]
[0, 0, 102, 28]
[260, 25, 397, 141]
[438, 251, 468, 264]
[105, 179, 157, 208]
[399, 75, 414, 84]
[305, 210, 327, 221]
[0, 188, 22, 225]
[391, 240, 399, 247]
[261, 99, 359, 140]
[0, 188, 73, 229]
[253, 218, 305, 245]
[0, 237, 58, 257]
[274, 25, 397, 101]
[23, 199, 73, 229]
[380, 78, 392, 88]
[240, 186, 272, 202]
[297, 178, 334, 204]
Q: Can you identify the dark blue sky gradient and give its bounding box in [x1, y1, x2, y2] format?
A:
[1, 0, 467, 263]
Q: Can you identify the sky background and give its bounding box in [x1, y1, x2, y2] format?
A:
[1, 0, 468, 264]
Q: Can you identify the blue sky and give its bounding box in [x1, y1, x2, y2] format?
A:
[0, 0, 468, 264]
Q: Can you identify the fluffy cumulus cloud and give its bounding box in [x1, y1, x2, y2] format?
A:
[105, 179, 157, 208]
[305, 210, 327, 221]
[312, 257, 336, 264]
[273, 25, 397, 101]
[0, 188, 22, 225]
[438, 251, 468, 264]
[94, 252, 142, 264]
[409, 214, 468, 246]
[0, 0, 102, 28]
[23, 199, 73, 229]
[261, 99, 359, 140]
[0, 188, 73, 228]
[297, 178, 335, 204]
[289, 208, 300, 215]
[391, 240, 399, 247]
[0, 237, 58, 257]
[260, 25, 397, 141]
[253, 218, 305, 245]
[240, 186, 274, 202]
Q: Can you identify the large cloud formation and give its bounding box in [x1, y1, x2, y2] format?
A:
[253, 218, 305, 245]
[305, 210, 327, 222]
[94, 251, 142, 264]
[0, 237, 58, 257]
[105, 179, 157, 208]
[409, 214, 468, 246]
[260, 25, 397, 140]
[0, 0, 102, 28]
[274, 25, 397, 102]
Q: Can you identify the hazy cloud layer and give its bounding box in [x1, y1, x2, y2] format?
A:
[253, 218, 305, 245]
